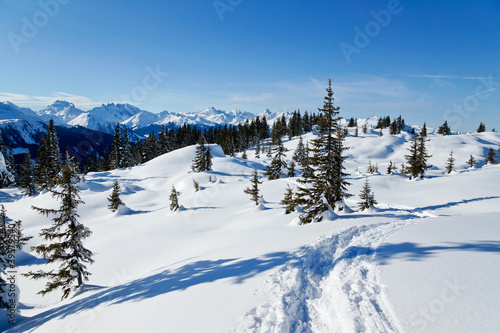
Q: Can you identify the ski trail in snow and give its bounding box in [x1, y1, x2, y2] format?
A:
[236, 220, 413, 333]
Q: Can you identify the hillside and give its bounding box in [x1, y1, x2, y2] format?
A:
[1, 129, 499, 332]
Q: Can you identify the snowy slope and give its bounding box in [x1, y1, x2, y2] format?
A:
[1, 128, 500, 332]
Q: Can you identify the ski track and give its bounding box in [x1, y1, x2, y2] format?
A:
[236, 219, 417, 333]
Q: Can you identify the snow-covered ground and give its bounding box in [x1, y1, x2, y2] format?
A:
[1, 129, 499, 332]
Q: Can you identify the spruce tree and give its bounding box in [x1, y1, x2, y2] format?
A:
[466, 155, 477, 168]
[280, 185, 295, 214]
[485, 148, 497, 165]
[110, 123, 122, 170]
[191, 136, 212, 172]
[19, 148, 37, 196]
[120, 128, 132, 168]
[25, 152, 93, 299]
[292, 136, 307, 167]
[421, 123, 427, 137]
[362, 123, 368, 134]
[405, 133, 431, 179]
[264, 136, 288, 180]
[169, 185, 181, 211]
[244, 167, 262, 206]
[193, 179, 200, 192]
[287, 160, 296, 178]
[387, 160, 395, 174]
[107, 179, 123, 212]
[255, 140, 261, 159]
[295, 78, 351, 224]
[36, 119, 61, 190]
[445, 150, 455, 174]
[358, 178, 377, 211]
[437, 120, 451, 135]
[477, 122, 486, 133]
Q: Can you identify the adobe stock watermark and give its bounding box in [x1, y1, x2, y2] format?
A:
[119, 65, 169, 105]
[339, 0, 406, 64]
[407, 278, 467, 332]
[4, 221, 19, 326]
[443, 75, 500, 130]
[213, 0, 243, 22]
[7, 0, 71, 54]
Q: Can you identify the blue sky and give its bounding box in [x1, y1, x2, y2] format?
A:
[1, 0, 499, 131]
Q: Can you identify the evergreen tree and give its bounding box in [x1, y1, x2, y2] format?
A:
[120, 128, 132, 168]
[169, 185, 181, 211]
[437, 120, 451, 135]
[244, 167, 262, 206]
[421, 123, 427, 137]
[466, 154, 478, 168]
[477, 122, 486, 133]
[35, 119, 61, 190]
[354, 126, 359, 137]
[193, 179, 200, 192]
[255, 140, 261, 159]
[485, 148, 497, 165]
[362, 123, 368, 134]
[366, 160, 377, 174]
[107, 179, 123, 212]
[358, 178, 377, 211]
[241, 149, 247, 159]
[191, 136, 212, 172]
[25, 152, 93, 299]
[5, 148, 17, 185]
[295, 78, 351, 224]
[287, 160, 296, 178]
[264, 136, 288, 180]
[405, 133, 431, 179]
[387, 160, 395, 174]
[280, 185, 295, 214]
[110, 123, 122, 169]
[0, 151, 14, 188]
[445, 150, 455, 174]
[292, 136, 307, 167]
[19, 148, 37, 196]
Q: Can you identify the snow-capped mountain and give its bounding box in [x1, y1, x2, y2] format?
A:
[0, 101, 40, 123]
[36, 100, 84, 124]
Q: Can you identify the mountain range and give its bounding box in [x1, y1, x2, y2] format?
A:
[0, 101, 287, 136]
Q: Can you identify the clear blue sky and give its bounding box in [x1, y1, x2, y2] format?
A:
[1, 0, 499, 131]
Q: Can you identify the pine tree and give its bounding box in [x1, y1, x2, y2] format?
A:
[5, 148, 17, 185]
[421, 123, 427, 137]
[264, 136, 288, 180]
[36, 119, 61, 190]
[387, 160, 395, 174]
[193, 179, 200, 192]
[405, 133, 431, 179]
[255, 140, 261, 159]
[292, 136, 307, 167]
[120, 128, 132, 168]
[110, 123, 122, 170]
[437, 120, 451, 135]
[25, 152, 93, 299]
[280, 185, 295, 214]
[445, 150, 455, 174]
[362, 123, 368, 134]
[241, 149, 247, 159]
[19, 148, 37, 196]
[354, 126, 359, 137]
[191, 136, 212, 172]
[477, 122, 486, 133]
[466, 154, 477, 168]
[169, 185, 181, 211]
[244, 167, 262, 206]
[107, 179, 123, 212]
[366, 160, 377, 174]
[295, 78, 351, 224]
[485, 148, 497, 165]
[358, 178, 377, 211]
[287, 160, 296, 178]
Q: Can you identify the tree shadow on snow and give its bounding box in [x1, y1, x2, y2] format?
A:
[11, 251, 293, 331]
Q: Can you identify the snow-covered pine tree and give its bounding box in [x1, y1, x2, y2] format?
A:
[466, 154, 478, 168]
[264, 136, 288, 180]
[485, 148, 497, 165]
[25, 152, 93, 299]
[292, 136, 307, 167]
[367, 160, 376, 174]
[19, 148, 37, 196]
[107, 179, 123, 212]
[477, 122, 486, 133]
[387, 160, 395, 174]
[191, 136, 212, 172]
[295, 78, 351, 224]
[362, 123, 368, 134]
[287, 160, 296, 178]
[358, 178, 377, 211]
[280, 185, 295, 214]
[255, 140, 261, 159]
[405, 133, 431, 179]
[244, 166, 262, 206]
[445, 150, 455, 174]
[169, 185, 181, 211]
[193, 179, 200, 192]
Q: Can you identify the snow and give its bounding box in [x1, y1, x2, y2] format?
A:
[1, 129, 500, 332]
